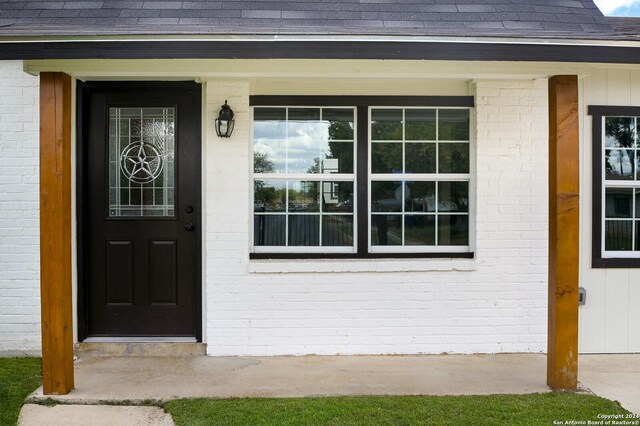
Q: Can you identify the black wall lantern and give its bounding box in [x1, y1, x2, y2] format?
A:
[215, 100, 235, 138]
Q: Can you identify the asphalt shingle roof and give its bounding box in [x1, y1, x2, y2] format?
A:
[0, 0, 631, 40]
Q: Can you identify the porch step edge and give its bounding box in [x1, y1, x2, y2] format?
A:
[75, 342, 206, 358]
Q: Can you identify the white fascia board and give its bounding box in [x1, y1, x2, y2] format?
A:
[2, 34, 640, 49]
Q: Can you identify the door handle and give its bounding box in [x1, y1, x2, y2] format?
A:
[184, 223, 195, 232]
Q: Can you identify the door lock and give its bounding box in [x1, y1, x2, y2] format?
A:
[184, 223, 195, 231]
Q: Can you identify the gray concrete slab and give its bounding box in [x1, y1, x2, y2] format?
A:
[27, 354, 549, 404]
[76, 342, 206, 357]
[579, 354, 640, 415]
[18, 404, 174, 426]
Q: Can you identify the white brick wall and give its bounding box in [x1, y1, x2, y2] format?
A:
[0, 71, 549, 355]
[204, 79, 549, 356]
[0, 61, 40, 354]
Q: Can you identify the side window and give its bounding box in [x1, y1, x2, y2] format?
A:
[589, 107, 640, 267]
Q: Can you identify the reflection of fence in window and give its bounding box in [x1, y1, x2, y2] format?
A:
[254, 215, 285, 246]
[288, 216, 320, 246]
[605, 220, 636, 251]
[322, 216, 353, 246]
[254, 215, 353, 247]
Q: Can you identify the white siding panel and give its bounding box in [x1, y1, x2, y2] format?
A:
[580, 272, 607, 353]
[604, 269, 629, 352]
[579, 65, 640, 354]
[629, 270, 640, 352]
[630, 70, 640, 105]
[579, 68, 607, 354]
[606, 68, 631, 106]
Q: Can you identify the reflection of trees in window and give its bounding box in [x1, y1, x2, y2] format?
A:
[327, 120, 355, 174]
[254, 153, 278, 209]
[439, 120, 468, 140]
[305, 119, 354, 174]
[254, 151, 275, 174]
[371, 121, 402, 140]
[329, 120, 352, 140]
[371, 144, 402, 173]
[605, 118, 636, 178]
[439, 110, 469, 141]
[304, 119, 354, 206]
[606, 117, 634, 148]
[291, 181, 318, 211]
[405, 119, 436, 140]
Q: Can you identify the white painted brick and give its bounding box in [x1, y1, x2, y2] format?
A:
[0, 61, 40, 353]
[0, 69, 549, 356]
[203, 79, 549, 356]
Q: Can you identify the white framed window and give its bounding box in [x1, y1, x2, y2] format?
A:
[252, 107, 357, 253]
[601, 116, 640, 257]
[250, 97, 474, 258]
[368, 107, 472, 253]
[589, 106, 640, 268]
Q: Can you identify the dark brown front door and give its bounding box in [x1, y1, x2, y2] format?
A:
[83, 82, 201, 338]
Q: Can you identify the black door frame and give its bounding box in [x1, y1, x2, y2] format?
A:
[76, 81, 202, 341]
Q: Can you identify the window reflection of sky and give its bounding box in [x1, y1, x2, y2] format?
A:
[254, 118, 353, 174]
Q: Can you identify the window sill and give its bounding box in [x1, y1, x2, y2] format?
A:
[592, 257, 640, 268]
[248, 257, 476, 274]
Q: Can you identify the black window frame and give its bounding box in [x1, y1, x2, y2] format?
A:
[589, 105, 640, 268]
[250, 96, 475, 260]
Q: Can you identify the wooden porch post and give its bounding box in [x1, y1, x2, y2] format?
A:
[547, 75, 580, 390]
[40, 72, 74, 395]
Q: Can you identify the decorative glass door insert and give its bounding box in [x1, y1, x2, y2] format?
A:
[108, 107, 175, 217]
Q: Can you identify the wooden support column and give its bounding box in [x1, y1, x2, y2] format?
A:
[548, 75, 580, 390]
[40, 72, 74, 395]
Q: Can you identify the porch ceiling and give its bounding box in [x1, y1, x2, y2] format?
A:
[23, 58, 605, 81]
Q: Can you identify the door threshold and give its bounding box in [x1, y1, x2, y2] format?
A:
[83, 337, 197, 343]
[76, 340, 206, 357]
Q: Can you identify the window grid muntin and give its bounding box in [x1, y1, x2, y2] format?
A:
[369, 107, 471, 252]
[602, 115, 640, 256]
[252, 106, 357, 252]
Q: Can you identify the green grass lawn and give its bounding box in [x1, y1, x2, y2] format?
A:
[0, 357, 41, 425]
[165, 393, 630, 426]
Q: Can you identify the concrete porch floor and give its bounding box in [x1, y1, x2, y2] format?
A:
[579, 354, 640, 415]
[29, 353, 551, 404]
[20, 353, 640, 425]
